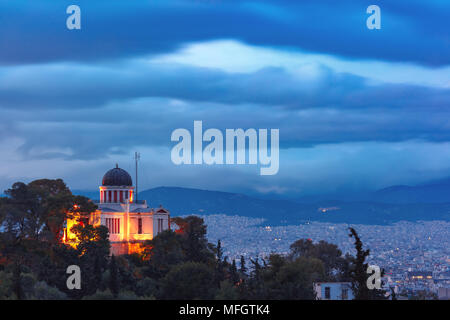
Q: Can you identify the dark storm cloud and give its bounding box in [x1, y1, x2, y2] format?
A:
[0, 0, 448, 66]
[1, 91, 450, 161]
[1, 61, 448, 113]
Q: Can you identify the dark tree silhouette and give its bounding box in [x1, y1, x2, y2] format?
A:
[348, 227, 386, 300]
[215, 239, 225, 287]
[240, 255, 247, 274]
[230, 259, 239, 285]
[12, 262, 23, 300]
[109, 255, 119, 298]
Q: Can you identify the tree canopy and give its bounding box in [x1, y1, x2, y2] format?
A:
[0, 179, 391, 300]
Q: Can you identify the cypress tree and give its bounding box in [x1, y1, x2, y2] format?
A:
[216, 240, 225, 287]
[230, 259, 239, 284]
[217, 240, 223, 262]
[239, 255, 247, 274]
[348, 227, 386, 300]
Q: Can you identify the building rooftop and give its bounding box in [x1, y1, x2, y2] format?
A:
[102, 164, 133, 186]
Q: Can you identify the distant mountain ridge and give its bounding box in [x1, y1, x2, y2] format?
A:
[372, 178, 450, 204]
[73, 183, 450, 226]
[298, 178, 450, 204]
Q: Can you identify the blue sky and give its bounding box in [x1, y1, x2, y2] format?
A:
[0, 0, 449, 197]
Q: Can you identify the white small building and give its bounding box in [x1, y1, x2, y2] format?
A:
[314, 282, 354, 300]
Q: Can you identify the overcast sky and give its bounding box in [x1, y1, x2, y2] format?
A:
[0, 0, 449, 198]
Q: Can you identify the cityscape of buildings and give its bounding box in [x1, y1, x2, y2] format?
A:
[198, 214, 450, 298]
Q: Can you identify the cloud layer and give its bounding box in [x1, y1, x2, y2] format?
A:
[0, 0, 448, 66]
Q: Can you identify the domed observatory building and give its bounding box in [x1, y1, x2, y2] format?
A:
[64, 165, 170, 255]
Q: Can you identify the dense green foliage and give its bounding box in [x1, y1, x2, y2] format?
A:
[0, 179, 389, 300]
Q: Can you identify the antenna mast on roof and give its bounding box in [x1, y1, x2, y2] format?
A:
[135, 151, 140, 202]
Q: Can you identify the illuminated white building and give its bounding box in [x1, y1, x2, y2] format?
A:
[65, 164, 170, 255]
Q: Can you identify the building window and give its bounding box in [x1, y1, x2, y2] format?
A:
[324, 287, 331, 299]
[158, 218, 164, 233]
[108, 191, 112, 203]
[106, 218, 120, 234]
[138, 218, 143, 234]
[342, 288, 348, 300]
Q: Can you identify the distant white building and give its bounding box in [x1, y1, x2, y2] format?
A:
[314, 282, 354, 300]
